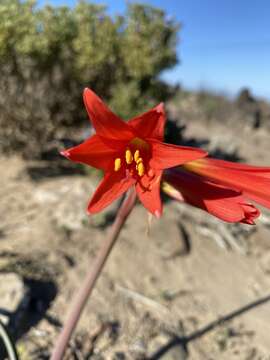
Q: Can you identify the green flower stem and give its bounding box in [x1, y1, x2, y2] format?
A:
[50, 189, 137, 360]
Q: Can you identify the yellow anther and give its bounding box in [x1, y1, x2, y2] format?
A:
[136, 157, 143, 164]
[125, 149, 133, 164]
[137, 161, 145, 176]
[114, 158, 121, 171]
[134, 149, 140, 162]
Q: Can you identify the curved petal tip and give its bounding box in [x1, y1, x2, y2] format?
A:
[155, 102, 164, 113]
[60, 150, 70, 158]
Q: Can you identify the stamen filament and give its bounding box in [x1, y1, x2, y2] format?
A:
[148, 168, 155, 178]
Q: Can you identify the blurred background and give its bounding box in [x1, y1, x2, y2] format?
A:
[1, 1, 270, 359]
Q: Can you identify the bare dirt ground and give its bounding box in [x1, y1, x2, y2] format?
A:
[1, 113, 270, 360]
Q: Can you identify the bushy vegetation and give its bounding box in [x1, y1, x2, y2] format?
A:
[0, 0, 179, 156]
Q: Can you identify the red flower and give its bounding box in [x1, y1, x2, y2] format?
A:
[163, 156, 270, 224]
[163, 168, 260, 224]
[184, 158, 270, 210]
[61, 88, 207, 217]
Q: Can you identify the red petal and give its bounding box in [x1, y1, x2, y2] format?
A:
[239, 203, 260, 225]
[61, 135, 118, 172]
[128, 103, 165, 141]
[205, 196, 260, 224]
[149, 140, 207, 170]
[88, 171, 136, 213]
[136, 170, 162, 217]
[195, 158, 270, 174]
[83, 88, 134, 141]
[163, 169, 260, 224]
[186, 158, 270, 209]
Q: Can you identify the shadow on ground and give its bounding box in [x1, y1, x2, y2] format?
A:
[0, 274, 58, 358]
[148, 294, 270, 359]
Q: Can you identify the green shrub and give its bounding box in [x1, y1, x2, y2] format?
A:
[0, 0, 179, 157]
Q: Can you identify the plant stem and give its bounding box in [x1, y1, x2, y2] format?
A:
[50, 189, 137, 360]
[0, 319, 18, 360]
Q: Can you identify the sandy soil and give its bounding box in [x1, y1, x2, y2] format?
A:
[1, 116, 270, 360]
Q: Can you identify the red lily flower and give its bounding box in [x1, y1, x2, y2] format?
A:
[61, 88, 207, 217]
[162, 168, 260, 224]
[184, 158, 270, 210]
[163, 156, 270, 224]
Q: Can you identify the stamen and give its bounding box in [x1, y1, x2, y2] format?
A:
[125, 149, 133, 164]
[134, 149, 140, 162]
[137, 161, 145, 176]
[114, 158, 121, 171]
[136, 157, 143, 164]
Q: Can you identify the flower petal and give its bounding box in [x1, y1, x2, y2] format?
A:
[149, 139, 207, 170]
[194, 158, 270, 174]
[88, 171, 136, 214]
[239, 203, 261, 225]
[61, 135, 118, 172]
[83, 88, 134, 141]
[128, 103, 165, 141]
[163, 169, 260, 224]
[136, 170, 162, 217]
[185, 158, 270, 209]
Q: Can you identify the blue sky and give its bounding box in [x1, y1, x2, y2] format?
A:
[38, 0, 270, 99]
